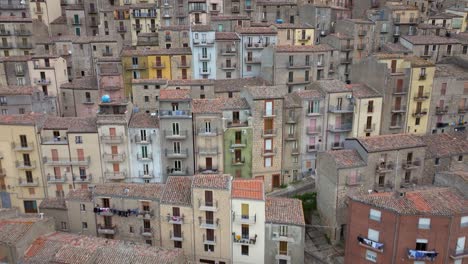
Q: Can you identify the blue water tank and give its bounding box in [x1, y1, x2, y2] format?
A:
[101, 94, 111, 103]
[276, 19, 283, 24]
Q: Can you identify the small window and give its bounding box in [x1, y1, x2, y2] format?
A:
[369, 209, 381, 222]
[145, 240, 152, 245]
[129, 226, 134, 233]
[61, 222, 67, 230]
[228, 92, 233, 98]
[204, 244, 214, 252]
[366, 250, 377, 262]
[264, 157, 272, 167]
[461, 216, 468, 227]
[80, 204, 86, 211]
[174, 241, 182, 248]
[144, 85, 148, 89]
[144, 96, 149, 102]
[435, 158, 440, 165]
[418, 218, 430, 229]
[75, 136, 83, 144]
[82, 222, 88, 229]
[458, 155, 463, 162]
[241, 245, 249, 255]
[93, 45, 96, 51]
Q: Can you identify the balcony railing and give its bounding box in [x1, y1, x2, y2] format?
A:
[134, 135, 152, 144]
[376, 162, 394, 173]
[14, 30, 31, 36]
[328, 123, 353, 132]
[11, 142, 34, 151]
[220, 48, 237, 55]
[198, 147, 218, 155]
[166, 166, 188, 175]
[152, 62, 166, 69]
[43, 156, 91, 166]
[103, 153, 126, 162]
[16, 160, 36, 169]
[198, 199, 218, 211]
[137, 153, 152, 160]
[198, 127, 218, 136]
[198, 53, 211, 61]
[261, 148, 277, 157]
[391, 105, 407, 113]
[221, 63, 237, 70]
[167, 214, 184, 224]
[402, 159, 421, 170]
[364, 124, 376, 132]
[18, 177, 39, 187]
[450, 248, 468, 259]
[357, 235, 383, 252]
[306, 126, 321, 135]
[0, 30, 11, 36]
[102, 49, 113, 57]
[199, 217, 219, 229]
[262, 129, 277, 137]
[230, 139, 247, 148]
[199, 68, 211, 75]
[159, 110, 191, 117]
[413, 92, 430, 101]
[165, 149, 188, 158]
[100, 135, 123, 143]
[328, 105, 353, 113]
[199, 166, 218, 174]
[233, 233, 257, 245]
[193, 39, 215, 46]
[73, 174, 92, 183]
[34, 78, 51, 85]
[97, 224, 117, 235]
[232, 214, 256, 224]
[412, 108, 428, 117]
[47, 174, 67, 183]
[435, 106, 449, 115]
[169, 230, 184, 241]
[232, 157, 245, 165]
[138, 171, 154, 178]
[407, 249, 439, 261]
[140, 227, 153, 237]
[286, 62, 310, 69]
[287, 77, 311, 85]
[203, 234, 217, 244]
[227, 120, 249, 128]
[245, 42, 270, 49]
[104, 171, 126, 180]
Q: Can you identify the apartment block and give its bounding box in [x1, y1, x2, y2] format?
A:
[65, 5, 90, 36]
[231, 179, 265, 264]
[0, 56, 32, 86]
[254, 0, 298, 24]
[159, 89, 194, 179]
[349, 84, 382, 138]
[188, 0, 208, 25]
[281, 93, 302, 183]
[111, 6, 132, 47]
[274, 23, 315, 46]
[222, 0, 256, 17]
[221, 97, 253, 179]
[39, 116, 103, 198]
[382, 3, 420, 43]
[0, 86, 57, 115]
[158, 25, 190, 49]
[60, 76, 99, 117]
[214, 77, 266, 98]
[446, 6, 468, 32]
[215, 32, 241, 80]
[425, 12, 464, 32]
[39, 198, 69, 232]
[0, 114, 46, 214]
[429, 60, 468, 133]
[190, 25, 217, 79]
[264, 197, 305, 264]
[261, 44, 336, 92]
[210, 16, 251, 32]
[297, 4, 332, 43]
[334, 19, 375, 64]
[0, 0, 30, 18]
[94, 183, 165, 246]
[322, 33, 354, 82]
[192, 99, 224, 174]
[345, 187, 467, 264]
[192, 174, 232, 264]
[130, 4, 160, 46]
[0, 16, 34, 56]
[400, 35, 462, 63]
[66, 188, 96, 236]
[237, 26, 277, 78]
[242, 85, 287, 192]
[29, 0, 62, 29]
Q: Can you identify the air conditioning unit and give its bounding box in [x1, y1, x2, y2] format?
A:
[273, 232, 279, 238]
[346, 94, 353, 99]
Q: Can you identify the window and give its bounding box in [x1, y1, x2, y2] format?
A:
[415, 117, 420, 125]
[264, 157, 272, 167]
[435, 158, 440, 165]
[461, 216, 468, 227]
[19, 108, 25, 114]
[82, 222, 88, 229]
[418, 218, 430, 229]
[146, 240, 152, 245]
[369, 209, 381, 222]
[368, 229, 379, 241]
[144, 96, 149, 102]
[204, 244, 214, 252]
[75, 136, 83, 144]
[129, 226, 134, 233]
[28, 188, 35, 195]
[61, 222, 67, 230]
[174, 241, 182, 248]
[241, 245, 249, 255]
[80, 204, 86, 211]
[368, 100, 374, 113]
[366, 250, 377, 262]
[416, 239, 428, 251]
[458, 155, 463, 162]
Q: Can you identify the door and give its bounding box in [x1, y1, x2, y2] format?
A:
[20, 135, 27, 147]
[23, 154, 30, 166]
[77, 149, 84, 161]
[241, 204, 249, 218]
[207, 229, 214, 241]
[335, 115, 342, 129]
[279, 241, 288, 255]
[205, 211, 214, 224]
[396, 79, 403, 93]
[235, 131, 242, 144]
[173, 223, 181, 237]
[273, 174, 280, 188]
[181, 55, 186, 66]
[235, 149, 241, 162]
[111, 146, 118, 160]
[54, 167, 61, 179]
[156, 56, 161, 66]
[206, 157, 212, 170]
[395, 96, 401, 110]
[109, 127, 116, 137]
[104, 216, 112, 227]
[418, 86, 424, 97]
[205, 190, 213, 206]
[51, 149, 59, 161]
[309, 136, 316, 150]
[113, 163, 120, 173]
[391, 60, 397, 73]
[309, 118, 316, 133]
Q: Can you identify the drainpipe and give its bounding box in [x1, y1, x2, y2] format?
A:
[444, 216, 454, 263]
[391, 213, 400, 264]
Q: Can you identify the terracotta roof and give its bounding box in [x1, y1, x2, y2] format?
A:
[65, 4, 85, 10]
[132, 78, 168, 85]
[328, 33, 353, 40]
[326, 149, 366, 169]
[420, 132, 468, 159]
[214, 77, 268, 93]
[191, 24, 213, 32]
[159, 89, 191, 100]
[211, 15, 250, 21]
[161, 176, 193, 206]
[39, 198, 67, 210]
[192, 98, 225, 114]
[342, 18, 375, 24]
[94, 183, 165, 200]
[309, 79, 349, 93]
[265, 197, 305, 226]
[232, 179, 264, 200]
[293, 89, 324, 100]
[60, 76, 98, 90]
[0, 218, 43, 245]
[453, 32, 468, 43]
[385, 3, 418, 11]
[222, 98, 250, 110]
[192, 174, 231, 190]
[159, 25, 190, 31]
[381, 42, 411, 53]
[121, 47, 192, 56]
[284, 93, 301, 108]
[275, 44, 334, 53]
[429, 12, 462, 19]
[0, 86, 36, 95]
[167, 79, 214, 86]
[355, 134, 426, 153]
[73, 35, 117, 44]
[401, 35, 461, 45]
[350, 187, 467, 216]
[0, 55, 32, 62]
[273, 23, 313, 29]
[129, 111, 159, 128]
[435, 62, 468, 79]
[404, 55, 435, 67]
[244, 85, 288, 99]
[66, 189, 92, 202]
[50, 16, 67, 24]
[0, 113, 45, 126]
[373, 53, 406, 60]
[215, 32, 240, 41]
[42, 116, 97, 133]
[23, 232, 185, 264]
[349, 83, 381, 98]
[0, 16, 32, 22]
[235, 26, 277, 35]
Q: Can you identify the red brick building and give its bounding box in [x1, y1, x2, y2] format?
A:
[345, 187, 468, 264]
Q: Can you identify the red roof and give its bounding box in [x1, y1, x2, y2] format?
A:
[159, 89, 191, 100]
[231, 179, 264, 200]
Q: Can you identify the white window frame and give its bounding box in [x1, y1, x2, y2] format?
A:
[418, 218, 430, 229]
[368, 228, 379, 241]
[365, 250, 377, 263]
[369, 209, 381, 222]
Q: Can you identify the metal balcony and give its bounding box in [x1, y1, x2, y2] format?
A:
[199, 217, 219, 229]
[102, 49, 112, 56]
[166, 166, 188, 175]
[193, 39, 215, 46]
[137, 153, 153, 161]
[287, 77, 310, 85]
[402, 160, 421, 170]
[221, 63, 237, 70]
[97, 224, 116, 235]
[412, 109, 428, 117]
[306, 126, 321, 135]
[199, 68, 211, 75]
[138, 171, 154, 178]
[232, 158, 245, 165]
[328, 105, 354, 113]
[0, 30, 11, 36]
[364, 124, 376, 132]
[16, 160, 36, 169]
[198, 147, 218, 155]
[375, 162, 394, 173]
[328, 124, 353, 132]
[286, 62, 310, 69]
[47, 174, 67, 183]
[34, 78, 51, 85]
[450, 248, 468, 259]
[134, 135, 152, 144]
[103, 153, 126, 162]
[18, 177, 39, 187]
[198, 127, 218, 136]
[198, 199, 218, 211]
[232, 214, 256, 224]
[140, 227, 153, 237]
[413, 92, 430, 101]
[198, 53, 211, 61]
[159, 110, 191, 118]
[73, 174, 92, 183]
[14, 30, 31, 36]
[220, 48, 237, 56]
[164, 130, 188, 140]
[230, 139, 247, 148]
[227, 120, 249, 128]
[11, 142, 34, 151]
[262, 129, 277, 137]
[100, 135, 123, 144]
[165, 149, 188, 158]
[152, 62, 166, 69]
[391, 105, 407, 113]
[169, 230, 183, 241]
[262, 109, 277, 117]
[435, 106, 448, 115]
[104, 171, 126, 180]
[167, 214, 184, 224]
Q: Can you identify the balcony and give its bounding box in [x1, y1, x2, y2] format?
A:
[285, 132, 296, 141]
[97, 224, 116, 235]
[198, 147, 218, 155]
[393, 88, 407, 95]
[198, 53, 211, 61]
[199, 217, 219, 229]
[198, 127, 218, 136]
[328, 105, 353, 113]
[0, 43, 12, 49]
[245, 42, 270, 49]
[73, 174, 92, 183]
[138, 171, 154, 179]
[231, 6, 240, 13]
[221, 63, 237, 70]
[408, 249, 439, 261]
[435, 106, 448, 115]
[203, 234, 217, 245]
[104, 171, 126, 180]
[233, 214, 256, 224]
[245, 5, 253, 11]
[102, 49, 113, 57]
[14, 30, 31, 36]
[140, 227, 153, 237]
[402, 159, 421, 170]
[34, 78, 51, 85]
[0, 29, 10, 36]
[340, 57, 352, 64]
[262, 109, 277, 117]
[376, 162, 394, 173]
[164, 130, 188, 139]
[232, 158, 245, 165]
[199, 199, 218, 211]
[11, 142, 34, 151]
[227, 120, 249, 128]
[420, 51, 434, 58]
[137, 153, 153, 161]
[391, 105, 407, 113]
[165, 149, 188, 158]
[199, 166, 218, 174]
[340, 44, 353, 51]
[134, 135, 152, 144]
[419, 74, 427, 81]
[262, 129, 277, 137]
[116, 26, 127, 32]
[160, 110, 191, 118]
[261, 148, 277, 157]
[169, 230, 184, 241]
[306, 144, 320, 153]
[193, 39, 215, 46]
[47, 174, 67, 183]
[458, 107, 468, 114]
[244, 56, 261, 64]
[357, 235, 383, 252]
[133, 12, 158, 18]
[287, 77, 311, 85]
[103, 153, 126, 162]
[166, 166, 188, 176]
[89, 21, 99, 27]
[18, 177, 39, 187]
[306, 126, 321, 135]
[413, 92, 430, 101]
[230, 139, 247, 148]
[100, 135, 123, 144]
[450, 248, 468, 259]
[167, 214, 184, 224]
[16, 160, 36, 169]
[328, 124, 353, 132]
[43, 156, 91, 166]
[133, 24, 143, 30]
[331, 142, 344, 150]
[364, 124, 376, 132]
[357, 43, 366, 50]
[275, 249, 292, 261]
[286, 62, 310, 69]
[220, 48, 237, 56]
[152, 62, 166, 69]
[199, 68, 211, 75]
[286, 115, 297, 124]
[124, 62, 147, 70]
[412, 108, 428, 117]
